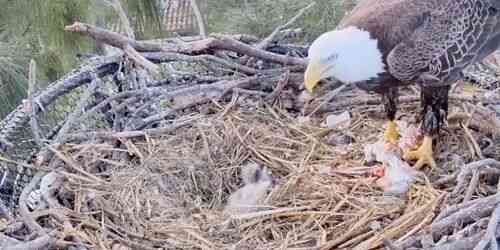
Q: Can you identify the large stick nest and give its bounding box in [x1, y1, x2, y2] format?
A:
[0, 6, 499, 250]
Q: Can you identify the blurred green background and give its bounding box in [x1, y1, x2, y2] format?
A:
[0, 0, 354, 118]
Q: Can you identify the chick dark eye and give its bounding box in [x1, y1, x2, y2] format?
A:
[325, 53, 339, 62]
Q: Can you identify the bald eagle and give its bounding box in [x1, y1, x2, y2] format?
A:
[305, 0, 500, 169]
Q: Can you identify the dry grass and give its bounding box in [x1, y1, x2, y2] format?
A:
[47, 92, 499, 250]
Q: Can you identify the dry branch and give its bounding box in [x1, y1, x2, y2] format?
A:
[474, 203, 500, 249]
[240, 2, 316, 64]
[102, 0, 135, 39]
[189, 0, 207, 38]
[65, 23, 158, 74]
[65, 22, 307, 66]
[27, 59, 44, 148]
[8, 232, 56, 250]
[18, 172, 45, 235]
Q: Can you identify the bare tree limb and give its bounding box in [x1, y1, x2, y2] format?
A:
[64, 120, 192, 142]
[18, 172, 45, 235]
[449, 159, 500, 204]
[123, 44, 160, 74]
[27, 59, 44, 148]
[474, 204, 500, 250]
[65, 23, 158, 74]
[431, 193, 500, 239]
[240, 2, 315, 65]
[65, 22, 307, 66]
[189, 0, 207, 38]
[36, 76, 102, 166]
[9, 231, 57, 250]
[257, 2, 315, 50]
[102, 0, 135, 39]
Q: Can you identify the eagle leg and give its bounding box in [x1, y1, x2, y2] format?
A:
[404, 85, 450, 169]
[382, 87, 400, 145]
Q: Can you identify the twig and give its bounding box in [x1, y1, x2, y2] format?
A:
[0, 200, 12, 221]
[308, 84, 349, 116]
[36, 76, 101, 166]
[257, 2, 315, 50]
[131, 75, 276, 129]
[383, 238, 401, 250]
[461, 122, 484, 159]
[265, 70, 290, 103]
[474, 204, 500, 250]
[145, 52, 258, 74]
[27, 59, 44, 148]
[102, 0, 135, 39]
[0, 233, 20, 247]
[9, 231, 57, 250]
[49, 146, 103, 184]
[65, 22, 158, 74]
[464, 169, 480, 202]
[427, 232, 483, 250]
[65, 120, 193, 142]
[240, 2, 316, 64]
[449, 159, 500, 204]
[18, 172, 45, 235]
[189, 0, 207, 38]
[123, 44, 160, 74]
[65, 22, 307, 66]
[0, 54, 119, 150]
[431, 193, 500, 239]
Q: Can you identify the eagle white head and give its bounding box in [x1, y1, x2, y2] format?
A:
[304, 26, 386, 92]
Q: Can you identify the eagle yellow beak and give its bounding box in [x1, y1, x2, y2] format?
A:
[304, 61, 321, 93]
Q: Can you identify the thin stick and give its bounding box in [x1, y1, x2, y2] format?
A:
[189, 0, 207, 38]
[18, 172, 45, 235]
[240, 2, 315, 65]
[28, 59, 44, 148]
[65, 22, 307, 66]
[9, 232, 56, 250]
[65, 120, 192, 141]
[464, 170, 480, 202]
[103, 0, 135, 39]
[308, 84, 348, 116]
[257, 2, 315, 50]
[474, 204, 500, 250]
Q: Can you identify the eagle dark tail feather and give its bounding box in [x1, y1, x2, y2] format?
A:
[420, 85, 451, 136]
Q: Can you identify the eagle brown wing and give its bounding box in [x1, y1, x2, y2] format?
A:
[338, 0, 440, 91]
[387, 0, 500, 85]
[338, 0, 441, 54]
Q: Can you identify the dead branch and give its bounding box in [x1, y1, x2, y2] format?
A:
[65, 22, 307, 66]
[474, 204, 500, 250]
[18, 172, 45, 235]
[257, 2, 315, 50]
[431, 193, 500, 239]
[240, 2, 316, 65]
[65, 22, 158, 74]
[102, 0, 135, 39]
[449, 159, 500, 204]
[189, 0, 207, 38]
[8, 231, 57, 250]
[27, 59, 44, 148]
[427, 233, 483, 250]
[64, 120, 192, 142]
[0, 200, 12, 221]
[36, 76, 101, 166]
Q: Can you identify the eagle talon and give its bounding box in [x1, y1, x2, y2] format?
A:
[403, 136, 436, 170]
[384, 120, 400, 145]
